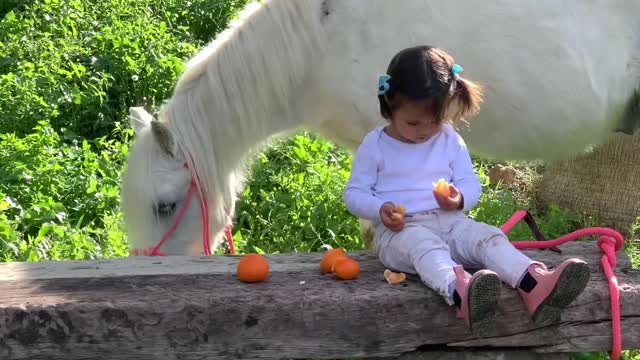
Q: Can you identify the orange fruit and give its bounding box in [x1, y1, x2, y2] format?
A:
[333, 257, 360, 280]
[320, 248, 347, 274]
[433, 178, 451, 197]
[384, 269, 407, 284]
[236, 253, 269, 283]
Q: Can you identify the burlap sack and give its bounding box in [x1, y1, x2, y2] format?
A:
[536, 133, 640, 232]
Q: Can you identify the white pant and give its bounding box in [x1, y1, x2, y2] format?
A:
[374, 209, 533, 305]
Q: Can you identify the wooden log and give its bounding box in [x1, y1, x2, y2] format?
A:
[0, 241, 638, 360]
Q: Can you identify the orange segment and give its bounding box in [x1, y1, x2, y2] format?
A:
[433, 178, 451, 197]
[384, 269, 407, 284]
[392, 204, 406, 220]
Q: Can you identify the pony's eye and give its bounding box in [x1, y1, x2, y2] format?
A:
[156, 202, 177, 216]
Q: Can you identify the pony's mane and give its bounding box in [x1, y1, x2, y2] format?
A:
[158, 0, 328, 223]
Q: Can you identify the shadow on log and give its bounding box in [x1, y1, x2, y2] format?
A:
[0, 241, 638, 360]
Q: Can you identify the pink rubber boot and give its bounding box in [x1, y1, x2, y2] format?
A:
[453, 265, 502, 337]
[517, 259, 590, 326]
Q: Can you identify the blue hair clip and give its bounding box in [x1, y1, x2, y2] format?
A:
[378, 74, 391, 95]
[451, 64, 463, 80]
[449, 64, 463, 95]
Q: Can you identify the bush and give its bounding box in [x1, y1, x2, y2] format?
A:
[0, 0, 248, 139]
[150, 0, 252, 45]
[0, 0, 27, 19]
[232, 133, 363, 254]
[0, 121, 130, 261]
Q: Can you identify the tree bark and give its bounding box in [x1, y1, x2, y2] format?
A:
[0, 241, 637, 360]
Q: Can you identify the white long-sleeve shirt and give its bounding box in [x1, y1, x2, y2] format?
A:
[343, 124, 482, 222]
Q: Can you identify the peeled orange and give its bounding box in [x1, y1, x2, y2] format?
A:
[333, 257, 360, 280]
[320, 248, 347, 274]
[433, 178, 451, 197]
[392, 204, 406, 220]
[237, 253, 269, 283]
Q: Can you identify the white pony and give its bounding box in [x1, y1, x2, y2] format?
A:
[121, 0, 640, 256]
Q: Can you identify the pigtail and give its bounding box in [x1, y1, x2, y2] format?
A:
[449, 76, 484, 123]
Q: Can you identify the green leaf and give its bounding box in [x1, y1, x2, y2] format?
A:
[72, 89, 82, 104]
[124, 55, 136, 69]
[87, 177, 97, 193]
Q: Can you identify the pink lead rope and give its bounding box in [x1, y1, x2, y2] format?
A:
[501, 210, 623, 360]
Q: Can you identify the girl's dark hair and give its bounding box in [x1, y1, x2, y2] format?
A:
[378, 46, 483, 124]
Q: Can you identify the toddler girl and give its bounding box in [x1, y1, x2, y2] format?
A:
[343, 45, 591, 337]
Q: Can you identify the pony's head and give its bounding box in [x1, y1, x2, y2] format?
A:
[120, 107, 216, 256]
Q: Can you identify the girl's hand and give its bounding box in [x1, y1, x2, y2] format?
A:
[379, 202, 405, 231]
[434, 184, 463, 210]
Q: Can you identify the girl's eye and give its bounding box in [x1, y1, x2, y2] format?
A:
[407, 123, 418, 126]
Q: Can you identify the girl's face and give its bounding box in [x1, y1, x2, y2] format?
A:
[387, 99, 444, 144]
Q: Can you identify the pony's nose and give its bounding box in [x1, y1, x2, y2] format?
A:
[157, 202, 177, 216]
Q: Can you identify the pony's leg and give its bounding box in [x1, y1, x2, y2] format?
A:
[359, 218, 376, 250]
[616, 89, 640, 135]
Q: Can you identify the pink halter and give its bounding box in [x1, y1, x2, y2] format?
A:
[129, 161, 235, 257]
